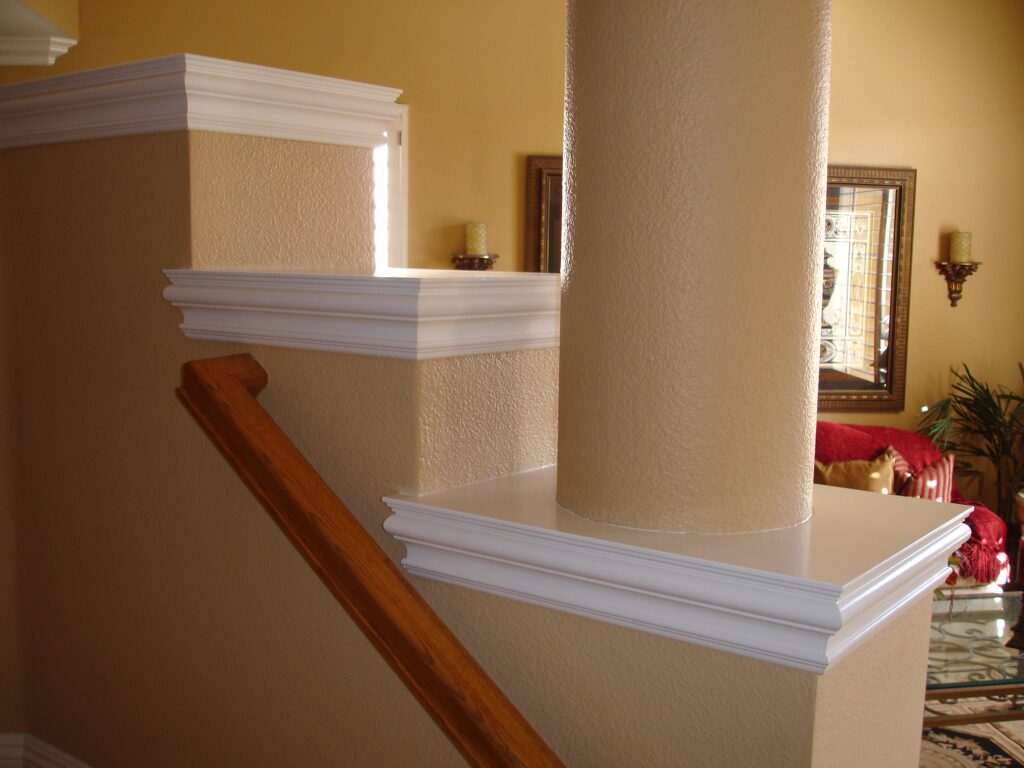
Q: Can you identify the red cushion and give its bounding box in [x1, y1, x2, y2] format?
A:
[815, 422, 1008, 584]
[846, 425, 943, 473]
[958, 504, 1008, 584]
[814, 421, 888, 464]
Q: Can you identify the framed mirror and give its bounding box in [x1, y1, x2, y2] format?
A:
[819, 166, 916, 412]
[524, 155, 563, 273]
[522, 159, 916, 412]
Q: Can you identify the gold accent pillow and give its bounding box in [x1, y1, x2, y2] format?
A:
[813, 448, 896, 494]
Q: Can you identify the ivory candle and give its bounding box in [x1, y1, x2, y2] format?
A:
[950, 231, 972, 263]
[466, 222, 488, 256]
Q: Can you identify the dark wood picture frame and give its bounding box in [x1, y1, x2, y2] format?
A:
[818, 166, 916, 413]
[524, 155, 563, 273]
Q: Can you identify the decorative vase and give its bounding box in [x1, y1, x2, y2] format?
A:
[821, 250, 837, 336]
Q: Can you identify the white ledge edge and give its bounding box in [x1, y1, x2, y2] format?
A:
[0, 53, 404, 148]
[163, 268, 561, 359]
[0, 35, 76, 66]
[383, 467, 971, 673]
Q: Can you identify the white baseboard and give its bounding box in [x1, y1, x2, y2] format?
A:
[0, 735, 91, 768]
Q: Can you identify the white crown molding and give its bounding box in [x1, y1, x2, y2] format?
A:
[0, 53, 405, 149]
[163, 268, 561, 360]
[383, 466, 971, 673]
[0, 35, 75, 65]
[0, 734, 91, 768]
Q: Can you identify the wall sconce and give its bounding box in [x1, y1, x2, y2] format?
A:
[935, 231, 980, 307]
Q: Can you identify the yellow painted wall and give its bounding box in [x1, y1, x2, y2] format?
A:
[0, 0, 567, 272]
[828, 0, 1024, 428]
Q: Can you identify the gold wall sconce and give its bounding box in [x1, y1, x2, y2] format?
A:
[935, 231, 980, 307]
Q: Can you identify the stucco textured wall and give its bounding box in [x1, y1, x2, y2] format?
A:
[557, 0, 830, 533]
[415, 350, 559, 493]
[811, 597, 933, 767]
[0, 134, 464, 767]
[0, 130, 929, 768]
[0, 132, 809, 766]
[189, 132, 375, 273]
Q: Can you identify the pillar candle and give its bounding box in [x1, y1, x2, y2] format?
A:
[465, 222, 488, 256]
[950, 231, 972, 263]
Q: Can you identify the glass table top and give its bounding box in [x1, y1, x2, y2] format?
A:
[929, 589, 1024, 690]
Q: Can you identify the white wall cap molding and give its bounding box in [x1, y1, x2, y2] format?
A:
[0, 35, 75, 65]
[0, 733, 92, 768]
[0, 53, 404, 148]
[383, 466, 971, 673]
[163, 268, 561, 359]
[0, 0, 76, 66]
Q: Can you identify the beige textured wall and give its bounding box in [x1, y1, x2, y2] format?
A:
[1, 134, 463, 766]
[828, 0, 1024, 428]
[0, 129, 936, 767]
[189, 132, 375, 274]
[557, 0, 830, 533]
[415, 350, 559, 493]
[811, 597, 933, 767]
[423, 584, 825, 767]
[0, 150, 25, 731]
[0, 131, 821, 767]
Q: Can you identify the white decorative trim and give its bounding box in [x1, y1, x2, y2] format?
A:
[0, 734, 91, 768]
[163, 269, 561, 359]
[0, 54, 409, 267]
[0, 36, 76, 66]
[384, 467, 971, 673]
[0, 53, 404, 149]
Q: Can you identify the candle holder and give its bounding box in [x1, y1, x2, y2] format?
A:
[934, 261, 981, 307]
[452, 253, 499, 271]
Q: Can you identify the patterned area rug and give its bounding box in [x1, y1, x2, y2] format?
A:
[922, 726, 1024, 766]
[922, 702, 1024, 766]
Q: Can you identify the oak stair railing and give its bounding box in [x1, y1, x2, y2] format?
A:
[178, 354, 564, 768]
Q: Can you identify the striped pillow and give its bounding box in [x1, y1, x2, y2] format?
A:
[894, 449, 955, 503]
[890, 447, 913, 494]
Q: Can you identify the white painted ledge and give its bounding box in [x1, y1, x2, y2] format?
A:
[0, 35, 75, 65]
[163, 268, 561, 359]
[0, 0, 76, 66]
[384, 466, 971, 673]
[0, 53, 404, 148]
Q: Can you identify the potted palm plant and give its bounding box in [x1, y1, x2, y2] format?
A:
[919, 364, 1024, 526]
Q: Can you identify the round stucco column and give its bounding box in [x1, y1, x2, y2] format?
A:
[557, 0, 830, 533]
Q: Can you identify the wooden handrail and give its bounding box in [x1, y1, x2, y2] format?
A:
[178, 354, 564, 768]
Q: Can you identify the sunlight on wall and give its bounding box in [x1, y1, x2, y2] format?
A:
[373, 142, 389, 273]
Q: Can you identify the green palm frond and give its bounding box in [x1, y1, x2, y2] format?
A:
[918, 363, 1024, 523]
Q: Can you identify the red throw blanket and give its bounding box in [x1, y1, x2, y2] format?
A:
[816, 421, 1008, 585]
